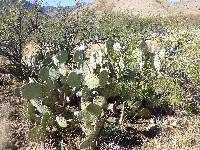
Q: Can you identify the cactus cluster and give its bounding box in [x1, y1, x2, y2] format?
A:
[17, 43, 113, 149]
[17, 34, 193, 149]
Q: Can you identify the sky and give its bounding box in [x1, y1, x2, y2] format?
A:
[168, 0, 180, 3]
[29, 0, 93, 6]
[29, 0, 180, 7]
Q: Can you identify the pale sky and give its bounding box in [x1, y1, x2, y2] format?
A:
[168, 0, 180, 3]
[28, 0, 180, 7]
[29, 0, 93, 6]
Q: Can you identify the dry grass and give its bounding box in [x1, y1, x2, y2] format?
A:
[140, 114, 200, 150]
[0, 103, 12, 150]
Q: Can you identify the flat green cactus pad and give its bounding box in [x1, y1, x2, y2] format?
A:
[78, 110, 96, 123]
[79, 135, 96, 149]
[74, 50, 84, 63]
[39, 66, 49, 81]
[99, 70, 109, 87]
[138, 108, 151, 119]
[55, 51, 68, 64]
[67, 72, 82, 88]
[41, 112, 55, 128]
[86, 103, 102, 117]
[21, 83, 46, 99]
[93, 96, 106, 108]
[82, 86, 90, 102]
[30, 99, 51, 115]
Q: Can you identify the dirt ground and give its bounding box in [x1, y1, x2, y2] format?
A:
[0, 103, 12, 150]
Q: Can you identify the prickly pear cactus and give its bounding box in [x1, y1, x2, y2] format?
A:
[99, 70, 109, 87]
[49, 66, 60, 81]
[18, 49, 79, 140]
[18, 41, 122, 144]
[78, 96, 107, 149]
[55, 51, 68, 64]
[56, 116, 68, 128]
[39, 66, 49, 81]
[84, 73, 99, 89]
[21, 82, 46, 99]
[67, 72, 82, 88]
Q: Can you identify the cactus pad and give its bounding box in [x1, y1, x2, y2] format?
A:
[56, 116, 68, 128]
[21, 83, 45, 99]
[86, 103, 102, 117]
[84, 73, 99, 89]
[79, 135, 96, 149]
[55, 51, 68, 64]
[39, 66, 49, 81]
[67, 72, 81, 88]
[99, 70, 109, 87]
[49, 66, 60, 81]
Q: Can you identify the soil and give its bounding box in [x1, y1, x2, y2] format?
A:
[0, 102, 12, 150]
[0, 85, 28, 150]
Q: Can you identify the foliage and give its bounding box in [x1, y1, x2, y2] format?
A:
[1, 1, 199, 148]
[0, 0, 42, 79]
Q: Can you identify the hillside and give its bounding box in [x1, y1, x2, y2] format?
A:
[170, 0, 200, 15]
[178, 0, 200, 10]
[2, 0, 200, 17]
[87, 0, 200, 16]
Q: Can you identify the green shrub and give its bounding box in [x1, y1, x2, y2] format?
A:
[5, 3, 199, 148]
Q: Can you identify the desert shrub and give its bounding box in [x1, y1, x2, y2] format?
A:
[0, 0, 42, 79]
[1, 2, 197, 149]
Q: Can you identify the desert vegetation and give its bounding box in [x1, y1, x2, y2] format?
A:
[0, 0, 199, 149]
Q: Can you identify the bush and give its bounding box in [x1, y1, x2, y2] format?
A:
[0, 0, 42, 79]
[0, 1, 198, 148]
